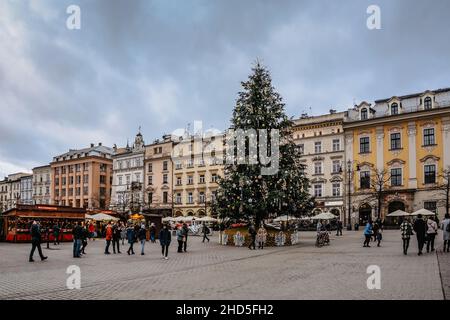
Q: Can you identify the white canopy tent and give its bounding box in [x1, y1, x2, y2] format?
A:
[196, 216, 218, 222]
[273, 215, 299, 222]
[88, 213, 119, 221]
[410, 208, 436, 217]
[311, 212, 337, 220]
[386, 210, 409, 217]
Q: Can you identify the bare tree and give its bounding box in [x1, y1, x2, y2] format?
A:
[438, 167, 450, 216]
[360, 168, 391, 219]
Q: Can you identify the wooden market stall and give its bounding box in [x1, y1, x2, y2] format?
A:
[1, 204, 86, 242]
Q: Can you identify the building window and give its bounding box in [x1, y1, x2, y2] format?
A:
[424, 97, 432, 110]
[211, 174, 218, 183]
[83, 186, 88, 194]
[126, 175, 131, 185]
[147, 192, 152, 204]
[175, 162, 182, 170]
[314, 142, 322, 154]
[163, 192, 168, 204]
[423, 128, 435, 146]
[176, 177, 182, 186]
[360, 137, 370, 153]
[298, 144, 304, 155]
[188, 192, 193, 204]
[391, 103, 399, 115]
[360, 171, 370, 189]
[118, 176, 122, 185]
[199, 192, 205, 203]
[176, 193, 181, 204]
[332, 183, 341, 197]
[314, 162, 322, 175]
[100, 175, 106, 184]
[199, 175, 205, 184]
[148, 163, 153, 173]
[391, 168, 402, 186]
[148, 176, 153, 185]
[314, 184, 323, 197]
[424, 201, 437, 214]
[332, 160, 341, 174]
[424, 164, 436, 184]
[163, 161, 168, 171]
[332, 139, 340, 152]
[163, 174, 168, 184]
[390, 133, 401, 150]
[187, 175, 193, 185]
[361, 108, 368, 120]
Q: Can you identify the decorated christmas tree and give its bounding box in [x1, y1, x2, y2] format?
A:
[214, 62, 314, 227]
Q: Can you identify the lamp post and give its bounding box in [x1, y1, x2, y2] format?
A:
[343, 160, 360, 231]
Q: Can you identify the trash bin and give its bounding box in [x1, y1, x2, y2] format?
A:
[354, 223, 359, 231]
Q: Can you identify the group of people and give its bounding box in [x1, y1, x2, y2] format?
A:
[247, 224, 268, 250]
[362, 218, 383, 248]
[400, 214, 450, 255]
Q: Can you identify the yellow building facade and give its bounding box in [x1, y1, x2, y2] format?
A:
[344, 88, 450, 224]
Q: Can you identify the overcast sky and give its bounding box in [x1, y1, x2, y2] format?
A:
[1, 0, 450, 178]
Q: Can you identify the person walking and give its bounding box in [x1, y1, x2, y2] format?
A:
[373, 221, 382, 247]
[149, 223, 156, 243]
[72, 222, 82, 258]
[88, 222, 96, 241]
[120, 222, 126, 245]
[182, 223, 189, 252]
[256, 225, 267, 249]
[159, 224, 171, 259]
[80, 223, 88, 254]
[29, 221, 48, 262]
[400, 218, 413, 255]
[112, 222, 121, 254]
[363, 221, 373, 247]
[104, 222, 113, 254]
[336, 220, 343, 236]
[441, 214, 450, 253]
[176, 226, 184, 253]
[126, 223, 136, 255]
[413, 214, 426, 255]
[426, 216, 438, 253]
[53, 223, 60, 245]
[202, 222, 210, 243]
[248, 224, 257, 250]
[138, 224, 146, 255]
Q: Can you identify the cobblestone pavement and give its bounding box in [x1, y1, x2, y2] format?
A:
[0, 230, 447, 300]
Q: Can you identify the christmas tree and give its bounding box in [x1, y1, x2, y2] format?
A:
[214, 62, 314, 227]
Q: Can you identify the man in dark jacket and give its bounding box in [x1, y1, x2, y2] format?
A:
[159, 224, 171, 259]
[53, 223, 60, 245]
[112, 222, 121, 254]
[72, 222, 82, 258]
[80, 223, 88, 254]
[29, 221, 48, 262]
[202, 222, 210, 243]
[182, 223, 189, 252]
[413, 214, 426, 255]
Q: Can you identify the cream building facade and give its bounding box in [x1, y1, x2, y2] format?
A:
[172, 132, 224, 217]
[110, 132, 146, 214]
[292, 111, 346, 220]
[32, 165, 52, 205]
[19, 175, 33, 205]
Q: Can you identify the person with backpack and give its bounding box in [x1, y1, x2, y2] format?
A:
[248, 224, 257, 250]
[126, 222, 136, 255]
[159, 224, 171, 259]
[426, 216, 438, 253]
[441, 213, 450, 253]
[400, 218, 413, 255]
[202, 222, 210, 243]
[363, 221, 373, 247]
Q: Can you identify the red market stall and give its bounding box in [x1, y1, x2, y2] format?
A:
[1, 204, 86, 243]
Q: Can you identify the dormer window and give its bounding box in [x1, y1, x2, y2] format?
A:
[424, 97, 432, 110]
[361, 108, 368, 120]
[391, 103, 399, 115]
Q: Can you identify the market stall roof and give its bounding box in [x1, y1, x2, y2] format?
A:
[85, 214, 94, 219]
[386, 210, 409, 217]
[162, 216, 176, 222]
[273, 215, 299, 222]
[89, 213, 119, 221]
[196, 216, 218, 222]
[410, 208, 436, 216]
[311, 212, 337, 220]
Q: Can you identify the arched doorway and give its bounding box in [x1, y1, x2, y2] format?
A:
[174, 211, 183, 217]
[359, 204, 372, 225]
[388, 201, 405, 214]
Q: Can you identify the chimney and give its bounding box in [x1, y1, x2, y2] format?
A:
[90, 143, 94, 148]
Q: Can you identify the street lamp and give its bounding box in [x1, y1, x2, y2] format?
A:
[342, 160, 360, 231]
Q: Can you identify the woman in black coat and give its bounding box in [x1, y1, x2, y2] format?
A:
[159, 224, 171, 260]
